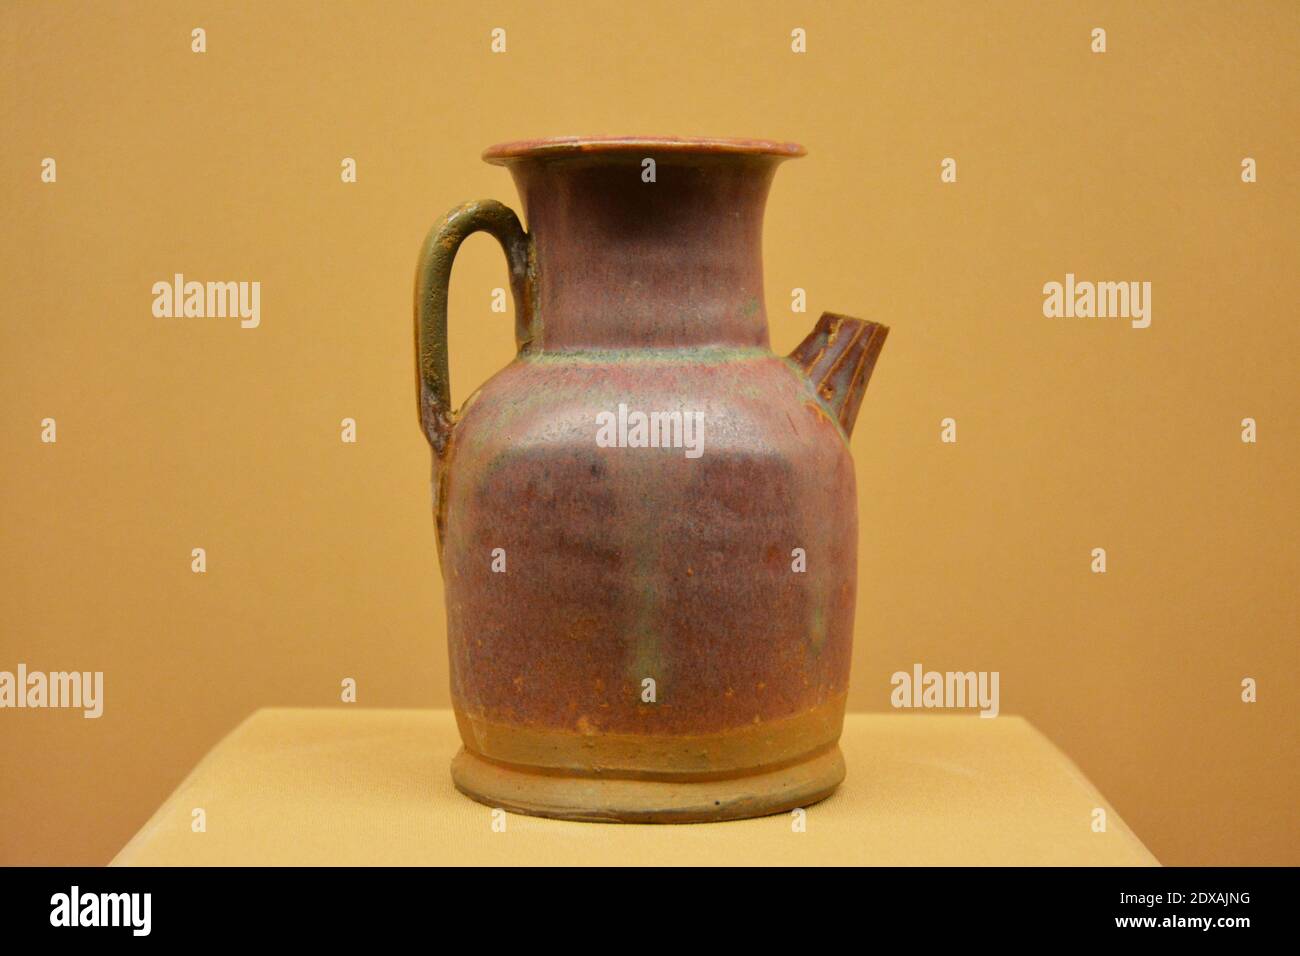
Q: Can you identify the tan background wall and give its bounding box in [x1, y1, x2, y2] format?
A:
[2, 0, 1295, 866]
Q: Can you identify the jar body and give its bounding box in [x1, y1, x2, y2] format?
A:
[439, 347, 857, 820]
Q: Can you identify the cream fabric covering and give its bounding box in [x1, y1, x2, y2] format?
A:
[113, 709, 1157, 866]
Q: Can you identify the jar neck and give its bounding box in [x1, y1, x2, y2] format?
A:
[507, 154, 781, 350]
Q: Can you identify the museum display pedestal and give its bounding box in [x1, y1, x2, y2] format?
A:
[112, 709, 1158, 866]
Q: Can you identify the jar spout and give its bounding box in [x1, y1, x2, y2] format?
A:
[788, 312, 889, 438]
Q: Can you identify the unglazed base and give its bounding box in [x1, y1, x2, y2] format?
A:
[450, 745, 845, 823]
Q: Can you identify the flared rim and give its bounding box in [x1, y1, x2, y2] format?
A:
[483, 136, 806, 164]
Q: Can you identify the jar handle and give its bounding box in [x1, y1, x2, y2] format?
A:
[414, 200, 535, 456]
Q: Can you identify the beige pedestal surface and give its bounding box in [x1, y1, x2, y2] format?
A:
[111, 709, 1158, 866]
